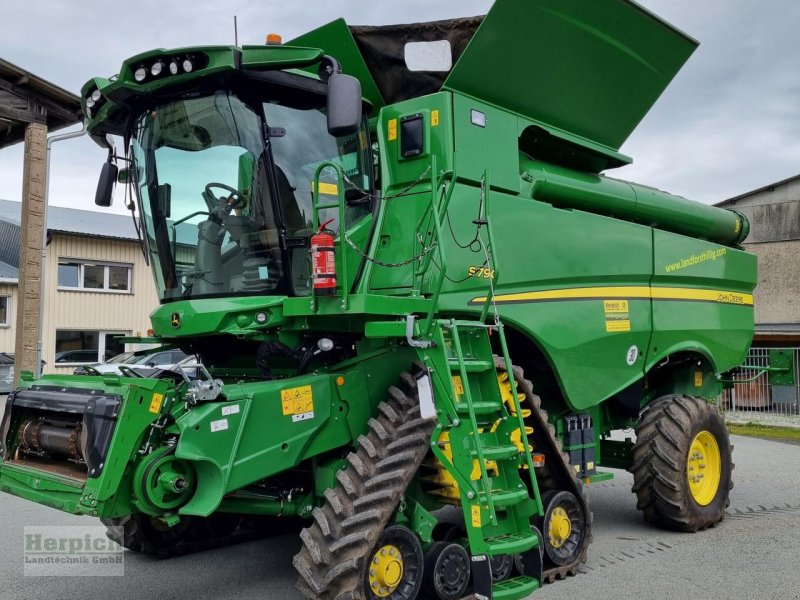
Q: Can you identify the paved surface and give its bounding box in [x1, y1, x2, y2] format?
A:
[1, 435, 799, 600]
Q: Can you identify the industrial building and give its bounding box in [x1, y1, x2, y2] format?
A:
[0, 199, 156, 373]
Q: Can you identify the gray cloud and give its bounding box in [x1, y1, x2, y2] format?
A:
[0, 0, 797, 211]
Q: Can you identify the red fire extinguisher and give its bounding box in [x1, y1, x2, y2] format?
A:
[311, 218, 336, 296]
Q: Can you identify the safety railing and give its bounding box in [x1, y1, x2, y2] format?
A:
[715, 347, 800, 426]
[311, 162, 349, 312]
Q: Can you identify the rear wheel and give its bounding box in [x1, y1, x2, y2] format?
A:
[631, 394, 733, 532]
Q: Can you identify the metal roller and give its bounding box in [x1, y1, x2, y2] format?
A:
[17, 419, 84, 462]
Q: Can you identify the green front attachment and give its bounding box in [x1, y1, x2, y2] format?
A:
[0, 375, 174, 518]
[423, 319, 543, 599]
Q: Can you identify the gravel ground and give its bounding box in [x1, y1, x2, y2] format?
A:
[1, 434, 798, 600]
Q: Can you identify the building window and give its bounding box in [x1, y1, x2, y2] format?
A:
[55, 330, 128, 364]
[0, 296, 8, 325]
[58, 260, 132, 293]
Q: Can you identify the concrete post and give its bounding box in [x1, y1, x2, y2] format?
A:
[14, 121, 48, 376]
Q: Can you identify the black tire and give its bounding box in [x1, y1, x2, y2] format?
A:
[538, 490, 588, 567]
[293, 372, 435, 600]
[423, 542, 470, 600]
[365, 525, 424, 600]
[489, 553, 513, 582]
[630, 394, 733, 532]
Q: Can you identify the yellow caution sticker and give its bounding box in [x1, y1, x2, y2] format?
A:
[281, 385, 314, 422]
[604, 300, 629, 313]
[149, 393, 164, 414]
[471, 505, 482, 528]
[587, 461, 595, 470]
[312, 181, 338, 196]
[431, 110, 439, 127]
[452, 375, 464, 399]
[388, 118, 398, 141]
[694, 371, 703, 387]
[605, 320, 631, 332]
[604, 299, 630, 332]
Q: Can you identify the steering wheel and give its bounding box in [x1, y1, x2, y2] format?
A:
[204, 182, 244, 210]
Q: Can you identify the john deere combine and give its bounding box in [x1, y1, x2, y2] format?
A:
[0, 1, 756, 598]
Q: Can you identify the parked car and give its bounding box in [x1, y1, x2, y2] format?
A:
[0, 353, 46, 394]
[0, 353, 15, 395]
[55, 349, 114, 364]
[73, 349, 189, 376]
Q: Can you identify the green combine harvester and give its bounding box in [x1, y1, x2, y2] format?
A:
[0, 1, 756, 598]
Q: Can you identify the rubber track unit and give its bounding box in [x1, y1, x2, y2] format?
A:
[294, 371, 436, 600]
[630, 394, 733, 532]
[495, 356, 593, 583]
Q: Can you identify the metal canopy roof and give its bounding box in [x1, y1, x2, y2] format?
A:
[0, 199, 138, 241]
[0, 57, 82, 149]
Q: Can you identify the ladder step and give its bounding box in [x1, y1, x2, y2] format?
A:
[470, 445, 520, 461]
[485, 532, 539, 556]
[480, 487, 529, 507]
[455, 401, 503, 415]
[493, 575, 540, 600]
[448, 358, 494, 372]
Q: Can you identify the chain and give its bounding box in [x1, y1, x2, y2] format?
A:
[332, 164, 436, 269]
[344, 234, 438, 268]
[339, 164, 432, 203]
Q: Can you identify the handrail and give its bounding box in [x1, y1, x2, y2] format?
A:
[311, 161, 349, 312]
[718, 364, 790, 384]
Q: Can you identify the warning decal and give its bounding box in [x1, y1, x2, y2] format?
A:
[604, 299, 631, 332]
[281, 385, 314, 420]
[471, 505, 481, 528]
[451, 376, 464, 400]
[149, 393, 164, 414]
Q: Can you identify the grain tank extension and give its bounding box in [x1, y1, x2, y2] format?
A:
[0, 2, 755, 599]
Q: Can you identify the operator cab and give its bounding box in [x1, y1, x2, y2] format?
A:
[120, 68, 372, 303]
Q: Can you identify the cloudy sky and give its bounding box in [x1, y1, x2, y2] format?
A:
[1, 0, 798, 214]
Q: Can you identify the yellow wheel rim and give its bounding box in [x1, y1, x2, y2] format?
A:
[687, 430, 721, 506]
[548, 506, 572, 548]
[368, 544, 404, 597]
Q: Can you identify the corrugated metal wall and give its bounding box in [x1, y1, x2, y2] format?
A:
[42, 233, 158, 374]
[0, 220, 20, 267]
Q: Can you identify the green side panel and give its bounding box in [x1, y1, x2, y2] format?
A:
[369, 93, 454, 291]
[444, 0, 698, 151]
[453, 94, 520, 194]
[175, 373, 351, 516]
[435, 186, 655, 411]
[289, 18, 384, 110]
[648, 230, 757, 373]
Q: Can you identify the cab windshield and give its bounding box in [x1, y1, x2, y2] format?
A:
[131, 90, 371, 302]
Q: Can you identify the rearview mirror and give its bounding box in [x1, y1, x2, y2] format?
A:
[327, 73, 362, 137]
[95, 161, 118, 207]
